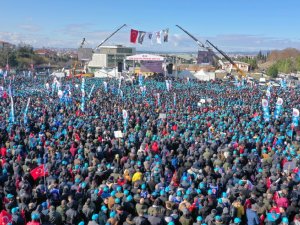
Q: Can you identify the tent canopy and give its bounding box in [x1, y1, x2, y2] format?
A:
[126, 54, 164, 61]
[94, 68, 118, 78]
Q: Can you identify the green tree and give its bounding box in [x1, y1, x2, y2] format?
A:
[267, 64, 278, 78]
[295, 56, 300, 72]
[276, 58, 295, 73]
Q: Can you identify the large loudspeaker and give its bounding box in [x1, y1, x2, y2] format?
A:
[117, 62, 123, 72]
[167, 63, 173, 74]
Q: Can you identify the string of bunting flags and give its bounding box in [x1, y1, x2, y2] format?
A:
[130, 28, 169, 44]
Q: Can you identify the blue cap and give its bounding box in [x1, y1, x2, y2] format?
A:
[197, 216, 203, 221]
[222, 192, 227, 198]
[110, 211, 116, 218]
[111, 191, 116, 197]
[115, 198, 120, 204]
[92, 214, 99, 220]
[11, 207, 19, 214]
[168, 222, 175, 225]
[81, 182, 87, 189]
[31, 213, 40, 220]
[78, 222, 85, 225]
[215, 215, 221, 221]
[103, 187, 109, 192]
[75, 178, 80, 183]
[101, 205, 108, 212]
[7, 194, 14, 199]
[282, 217, 288, 223]
[234, 218, 241, 223]
[177, 191, 182, 196]
[165, 186, 170, 192]
[124, 190, 129, 196]
[42, 202, 48, 208]
[141, 184, 146, 190]
[117, 186, 122, 192]
[126, 195, 133, 202]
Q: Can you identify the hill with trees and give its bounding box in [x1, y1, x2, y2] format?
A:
[0, 43, 72, 71]
[256, 48, 300, 78]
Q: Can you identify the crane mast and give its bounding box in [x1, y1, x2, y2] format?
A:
[205, 40, 246, 79]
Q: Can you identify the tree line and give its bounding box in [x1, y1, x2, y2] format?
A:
[0, 44, 71, 70]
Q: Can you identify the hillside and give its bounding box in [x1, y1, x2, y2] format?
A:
[258, 48, 300, 75]
[267, 48, 300, 62]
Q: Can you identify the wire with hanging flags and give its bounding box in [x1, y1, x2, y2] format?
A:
[130, 27, 169, 44]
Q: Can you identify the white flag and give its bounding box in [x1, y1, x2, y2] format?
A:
[122, 109, 128, 119]
[156, 31, 162, 44]
[293, 108, 299, 117]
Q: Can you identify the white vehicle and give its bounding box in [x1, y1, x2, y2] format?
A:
[259, 78, 266, 86]
[270, 81, 280, 87]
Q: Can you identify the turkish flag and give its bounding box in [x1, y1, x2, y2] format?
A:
[30, 164, 48, 180]
[0, 210, 12, 225]
[130, 29, 139, 43]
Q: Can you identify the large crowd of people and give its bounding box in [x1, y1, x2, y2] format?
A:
[0, 74, 299, 225]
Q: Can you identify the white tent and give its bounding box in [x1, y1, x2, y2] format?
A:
[126, 54, 164, 61]
[51, 72, 65, 78]
[177, 70, 196, 79]
[94, 68, 118, 78]
[194, 70, 215, 81]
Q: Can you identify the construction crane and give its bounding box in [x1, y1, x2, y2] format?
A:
[95, 24, 127, 50]
[176, 25, 246, 80]
[176, 25, 224, 66]
[79, 38, 86, 48]
[205, 40, 247, 79]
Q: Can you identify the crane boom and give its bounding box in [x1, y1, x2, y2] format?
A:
[96, 24, 127, 49]
[176, 25, 222, 62]
[80, 38, 86, 48]
[206, 40, 246, 79]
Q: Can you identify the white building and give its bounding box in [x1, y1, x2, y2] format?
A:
[88, 45, 135, 72]
[221, 61, 250, 72]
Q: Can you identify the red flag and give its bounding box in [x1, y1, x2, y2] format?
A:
[30, 164, 48, 180]
[130, 29, 139, 43]
[0, 210, 12, 225]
